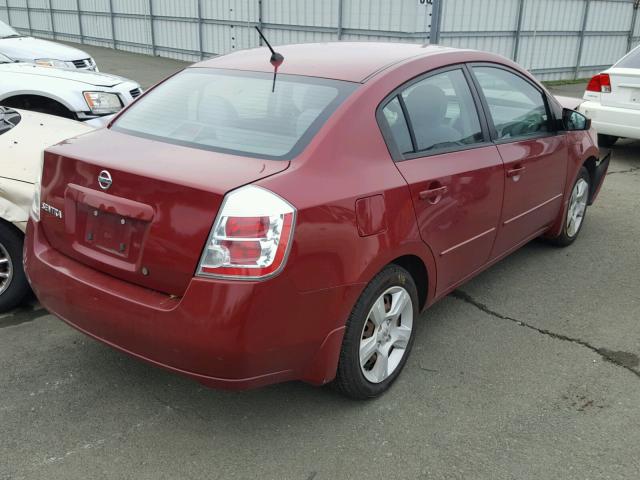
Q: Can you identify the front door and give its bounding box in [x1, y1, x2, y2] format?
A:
[379, 66, 505, 295]
[470, 65, 568, 258]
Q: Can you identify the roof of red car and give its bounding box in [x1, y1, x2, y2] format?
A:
[195, 42, 458, 83]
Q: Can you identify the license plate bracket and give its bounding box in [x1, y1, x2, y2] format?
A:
[83, 206, 137, 258]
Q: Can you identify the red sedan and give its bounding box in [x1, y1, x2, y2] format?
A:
[25, 42, 608, 398]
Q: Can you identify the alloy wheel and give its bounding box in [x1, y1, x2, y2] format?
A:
[359, 286, 413, 384]
[567, 178, 589, 238]
[0, 242, 13, 295]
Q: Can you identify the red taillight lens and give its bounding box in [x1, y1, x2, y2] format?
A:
[197, 186, 296, 280]
[586, 73, 611, 93]
[225, 216, 270, 238]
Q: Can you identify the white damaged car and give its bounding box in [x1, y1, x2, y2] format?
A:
[0, 107, 92, 310]
[0, 52, 142, 127]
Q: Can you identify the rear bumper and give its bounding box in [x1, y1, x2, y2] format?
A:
[25, 220, 359, 390]
[578, 101, 640, 139]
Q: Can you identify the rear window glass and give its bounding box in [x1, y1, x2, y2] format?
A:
[112, 68, 357, 160]
[0, 21, 19, 38]
[614, 47, 640, 68]
[381, 97, 413, 154]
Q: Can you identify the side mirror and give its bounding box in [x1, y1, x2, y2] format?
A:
[562, 108, 591, 131]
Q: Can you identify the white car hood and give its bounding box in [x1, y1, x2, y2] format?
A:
[0, 36, 89, 62]
[0, 62, 125, 87]
[1, 109, 93, 184]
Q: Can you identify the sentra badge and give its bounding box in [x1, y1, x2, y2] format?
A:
[41, 202, 63, 219]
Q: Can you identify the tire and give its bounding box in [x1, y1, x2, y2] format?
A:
[598, 134, 618, 148]
[0, 224, 30, 312]
[332, 265, 418, 399]
[550, 167, 590, 247]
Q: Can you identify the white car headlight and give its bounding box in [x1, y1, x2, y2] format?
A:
[83, 92, 123, 115]
[34, 59, 70, 69]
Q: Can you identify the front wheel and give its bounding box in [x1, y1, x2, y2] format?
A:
[550, 167, 590, 247]
[0, 224, 30, 312]
[332, 265, 418, 399]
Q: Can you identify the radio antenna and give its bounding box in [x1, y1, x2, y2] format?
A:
[254, 26, 284, 92]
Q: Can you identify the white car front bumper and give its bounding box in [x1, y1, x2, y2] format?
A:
[578, 100, 640, 140]
[83, 115, 116, 128]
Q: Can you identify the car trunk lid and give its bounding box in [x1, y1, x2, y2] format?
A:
[600, 68, 640, 110]
[39, 129, 289, 296]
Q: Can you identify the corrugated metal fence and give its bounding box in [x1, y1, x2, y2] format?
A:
[0, 0, 638, 80]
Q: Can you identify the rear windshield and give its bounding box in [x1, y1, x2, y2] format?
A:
[0, 21, 19, 39]
[112, 68, 358, 160]
[614, 47, 640, 69]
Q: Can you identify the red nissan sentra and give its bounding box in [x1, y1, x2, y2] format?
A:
[25, 42, 609, 398]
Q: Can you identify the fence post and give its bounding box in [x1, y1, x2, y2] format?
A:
[148, 0, 156, 56]
[108, 0, 116, 49]
[5, 0, 11, 28]
[429, 0, 442, 44]
[574, 0, 590, 80]
[512, 0, 525, 61]
[197, 0, 204, 59]
[48, 0, 56, 40]
[76, 0, 84, 44]
[25, 0, 33, 36]
[257, 0, 263, 46]
[337, 0, 343, 40]
[628, 0, 639, 52]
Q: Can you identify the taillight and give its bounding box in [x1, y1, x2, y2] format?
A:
[197, 185, 296, 280]
[586, 73, 611, 93]
[30, 153, 44, 222]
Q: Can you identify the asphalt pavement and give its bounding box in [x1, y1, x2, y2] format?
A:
[2, 45, 639, 480]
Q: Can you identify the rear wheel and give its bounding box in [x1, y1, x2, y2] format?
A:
[332, 265, 418, 399]
[0, 224, 30, 312]
[598, 134, 618, 148]
[550, 167, 590, 247]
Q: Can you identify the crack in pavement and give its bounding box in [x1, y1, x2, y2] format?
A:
[451, 290, 640, 379]
[607, 165, 640, 175]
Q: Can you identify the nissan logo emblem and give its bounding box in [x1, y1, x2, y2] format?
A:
[98, 170, 112, 190]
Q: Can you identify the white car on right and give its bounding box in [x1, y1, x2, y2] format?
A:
[579, 45, 640, 147]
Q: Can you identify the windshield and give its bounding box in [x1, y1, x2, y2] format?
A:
[0, 21, 20, 39]
[112, 68, 358, 160]
[615, 46, 640, 69]
[0, 52, 12, 63]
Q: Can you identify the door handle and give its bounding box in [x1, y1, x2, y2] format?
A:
[507, 166, 526, 178]
[419, 185, 448, 202]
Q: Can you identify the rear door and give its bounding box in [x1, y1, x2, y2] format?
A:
[378, 65, 504, 295]
[469, 64, 567, 258]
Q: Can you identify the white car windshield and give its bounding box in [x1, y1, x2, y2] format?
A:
[0, 21, 20, 39]
[0, 52, 13, 63]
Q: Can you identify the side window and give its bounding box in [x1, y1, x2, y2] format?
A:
[401, 69, 484, 153]
[381, 97, 413, 154]
[472, 66, 550, 141]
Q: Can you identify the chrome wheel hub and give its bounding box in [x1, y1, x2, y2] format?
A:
[567, 178, 589, 238]
[0, 242, 13, 295]
[359, 286, 413, 384]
